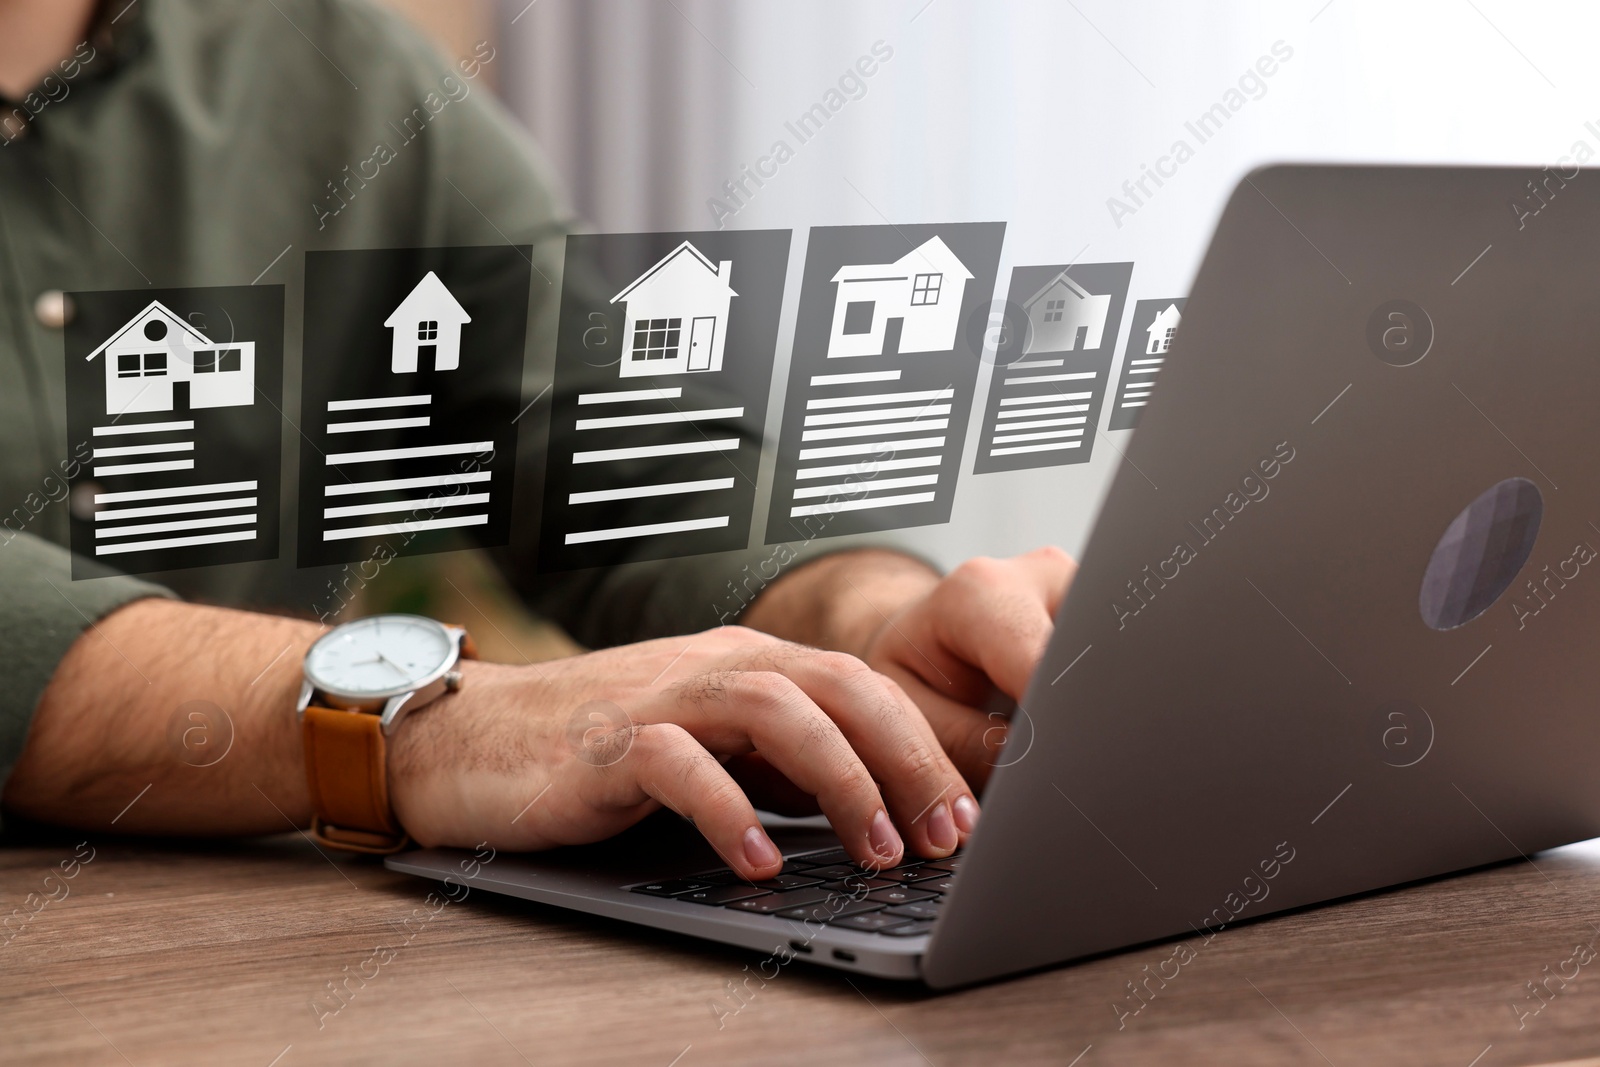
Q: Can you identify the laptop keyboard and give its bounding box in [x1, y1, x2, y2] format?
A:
[627, 846, 963, 938]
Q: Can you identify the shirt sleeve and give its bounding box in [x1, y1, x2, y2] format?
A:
[0, 532, 173, 820]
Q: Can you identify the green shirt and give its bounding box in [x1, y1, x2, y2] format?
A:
[0, 0, 785, 805]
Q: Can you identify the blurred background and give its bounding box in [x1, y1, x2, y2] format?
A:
[368, 0, 1587, 659]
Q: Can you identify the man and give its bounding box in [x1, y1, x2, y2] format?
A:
[0, 0, 1074, 880]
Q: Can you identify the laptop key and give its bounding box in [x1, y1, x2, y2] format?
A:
[749, 874, 825, 891]
[822, 876, 895, 893]
[775, 898, 885, 923]
[913, 877, 957, 893]
[922, 854, 965, 872]
[871, 867, 930, 884]
[884, 901, 941, 920]
[769, 861, 822, 875]
[793, 848, 853, 866]
[726, 887, 835, 914]
[679, 884, 773, 905]
[831, 912, 916, 933]
[630, 878, 717, 898]
[906, 868, 956, 884]
[880, 920, 936, 937]
[700, 870, 812, 883]
[699, 872, 826, 890]
[800, 865, 857, 881]
[867, 887, 938, 906]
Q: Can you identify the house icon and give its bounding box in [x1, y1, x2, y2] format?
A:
[610, 241, 736, 378]
[1020, 270, 1111, 355]
[827, 236, 973, 358]
[385, 271, 472, 374]
[86, 300, 255, 416]
[1146, 303, 1182, 355]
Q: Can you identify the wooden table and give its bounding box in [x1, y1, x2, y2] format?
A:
[6, 829, 1600, 1066]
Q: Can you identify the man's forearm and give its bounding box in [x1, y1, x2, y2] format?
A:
[2, 600, 320, 835]
[739, 549, 941, 658]
[3, 548, 952, 837]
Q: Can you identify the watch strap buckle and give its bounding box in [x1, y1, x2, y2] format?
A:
[310, 815, 411, 855]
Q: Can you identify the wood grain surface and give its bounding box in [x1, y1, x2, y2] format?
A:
[5, 830, 1600, 1065]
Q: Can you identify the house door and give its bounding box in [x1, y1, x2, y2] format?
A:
[688, 316, 716, 371]
[1072, 324, 1088, 350]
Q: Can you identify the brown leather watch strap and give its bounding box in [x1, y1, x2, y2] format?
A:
[302, 706, 409, 855]
[299, 624, 473, 855]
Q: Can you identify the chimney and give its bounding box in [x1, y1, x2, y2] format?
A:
[718, 260, 733, 282]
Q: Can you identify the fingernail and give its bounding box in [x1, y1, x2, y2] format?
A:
[868, 810, 903, 864]
[953, 794, 980, 834]
[927, 802, 958, 853]
[742, 826, 781, 872]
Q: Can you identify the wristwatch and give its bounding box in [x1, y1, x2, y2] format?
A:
[297, 614, 475, 854]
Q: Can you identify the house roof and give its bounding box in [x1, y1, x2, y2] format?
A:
[86, 300, 212, 361]
[1148, 303, 1182, 329]
[1021, 270, 1096, 312]
[384, 271, 471, 327]
[831, 235, 974, 283]
[610, 240, 736, 304]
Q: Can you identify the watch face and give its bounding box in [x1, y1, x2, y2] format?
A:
[304, 615, 457, 699]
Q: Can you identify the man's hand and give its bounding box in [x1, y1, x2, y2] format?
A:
[740, 547, 1077, 791]
[390, 626, 976, 878]
[5, 602, 975, 882]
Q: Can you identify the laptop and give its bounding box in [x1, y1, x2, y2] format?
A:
[389, 163, 1600, 987]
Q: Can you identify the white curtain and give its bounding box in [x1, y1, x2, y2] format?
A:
[496, 0, 1593, 564]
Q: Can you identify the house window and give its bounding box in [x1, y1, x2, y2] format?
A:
[218, 347, 242, 373]
[630, 317, 682, 362]
[193, 349, 217, 373]
[842, 301, 875, 335]
[418, 321, 438, 341]
[116, 353, 141, 378]
[1043, 298, 1066, 324]
[1161, 327, 1175, 349]
[141, 352, 167, 376]
[910, 273, 942, 306]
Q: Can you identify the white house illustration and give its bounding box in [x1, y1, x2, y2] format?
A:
[610, 241, 736, 378]
[1021, 270, 1111, 355]
[86, 300, 255, 416]
[826, 236, 973, 358]
[1146, 303, 1182, 355]
[385, 271, 471, 374]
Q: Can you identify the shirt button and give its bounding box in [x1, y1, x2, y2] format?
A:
[34, 290, 73, 329]
[70, 481, 101, 522]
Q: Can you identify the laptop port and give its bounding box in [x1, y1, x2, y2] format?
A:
[789, 940, 812, 954]
[832, 950, 856, 963]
